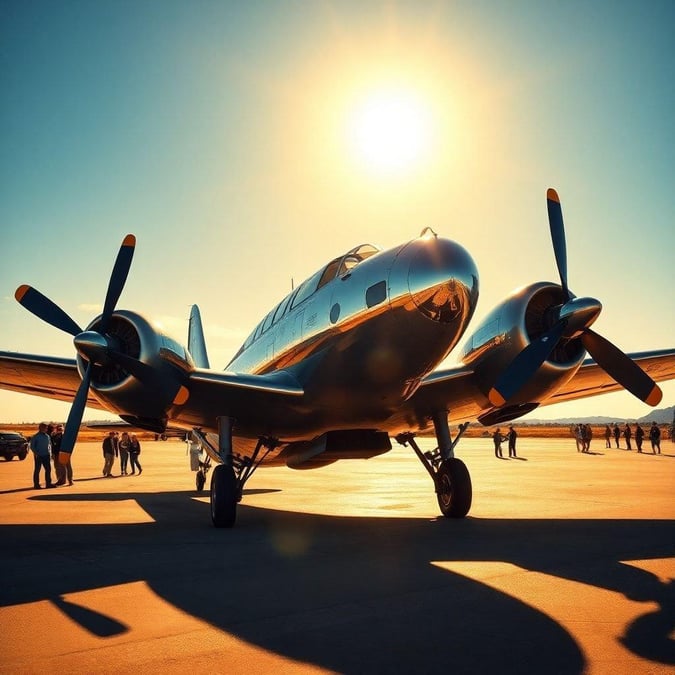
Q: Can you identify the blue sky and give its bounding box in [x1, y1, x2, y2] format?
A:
[1, 0, 673, 423]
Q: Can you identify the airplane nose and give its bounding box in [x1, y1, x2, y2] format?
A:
[405, 235, 479, 323]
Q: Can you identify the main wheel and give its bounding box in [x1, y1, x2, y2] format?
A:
[436, 458, 472, 518]
[210, 465, 237, 528]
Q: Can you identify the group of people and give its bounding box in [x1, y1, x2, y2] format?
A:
[573, 423, 595, 453]
[603, 421, 661, 454]
[492, 426, 518, 458]
[29, 422, 73, 489]
[102, 431, 143, 476]
[28, 424, 145, 489]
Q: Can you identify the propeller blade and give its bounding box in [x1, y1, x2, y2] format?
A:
[100, 234, 136, 332]
[546, 188, 570, 301]
[15, 285, 82, 336]
[108, 350, 156, 382]
[581, 330, 662, 406]
[489, 321, 567, 407]
[60, 364, 93, 456]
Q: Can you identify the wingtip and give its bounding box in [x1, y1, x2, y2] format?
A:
[488, 388, 506, 407]
[645, 384, 662, 407]
[546, 188, 560, 203]
[122, 234, 136, 247]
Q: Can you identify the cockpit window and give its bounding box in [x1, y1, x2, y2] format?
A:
[317, 244, 381, 288]
[350, 244, 380, 260]
[290, 268, 324, 309]
[317, 258, 342, 290]
[339, 255, 360, 276]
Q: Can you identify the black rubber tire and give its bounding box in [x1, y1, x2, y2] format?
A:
[210, 465, 237, 528]
[436, 458, 472, 518]
[196, 470, 206, 492]
[19, 452, 27, 461]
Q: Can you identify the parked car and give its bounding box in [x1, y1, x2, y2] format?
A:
[0, 431, 29, 461]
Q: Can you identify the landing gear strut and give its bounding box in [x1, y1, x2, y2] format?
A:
[209, 416, 276, 528]
[397, 414, 472, 518]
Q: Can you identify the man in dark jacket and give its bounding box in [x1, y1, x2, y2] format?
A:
[30, 423, 53, 489]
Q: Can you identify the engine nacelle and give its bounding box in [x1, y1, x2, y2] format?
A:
[460, 282, 586, 419]
[76, 310, 194, 429]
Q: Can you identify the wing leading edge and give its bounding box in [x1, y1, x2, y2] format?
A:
[0, 351, 105, 410]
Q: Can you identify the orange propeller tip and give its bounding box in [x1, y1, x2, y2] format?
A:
[645, 385, 662, 407]
[173, 385, 190, 406]
[546, 188, 560, 203]
[122, 234, 136, 247]
[15, 284, 30, 301]
[488, 388, 506, 407]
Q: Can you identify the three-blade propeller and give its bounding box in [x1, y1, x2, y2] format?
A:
[488, 189, 662, 408]
[15, 235, 138, 457]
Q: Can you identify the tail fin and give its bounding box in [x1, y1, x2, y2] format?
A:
[188, 305, 210, 369]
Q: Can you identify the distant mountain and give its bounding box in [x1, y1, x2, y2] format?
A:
[636, 405, 674, 425]
[525, 405, 674, 426]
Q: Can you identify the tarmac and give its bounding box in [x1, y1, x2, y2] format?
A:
[1, 436, 673, 674]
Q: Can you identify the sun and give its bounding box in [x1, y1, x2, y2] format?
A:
[347, 85, 434, 177]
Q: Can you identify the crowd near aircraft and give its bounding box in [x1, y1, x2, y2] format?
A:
[1, 189, 673, 527]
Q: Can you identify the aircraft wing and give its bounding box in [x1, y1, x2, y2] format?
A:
[177, 368, 304, 430]
[0, 351, 106, 410]
[541, 348, 675, 406]
[408, 348, 675, 427]
[0, 351, 305, 429]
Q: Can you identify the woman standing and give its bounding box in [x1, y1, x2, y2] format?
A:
[129, 433, 142, 475]
[119, 432, 131, 475]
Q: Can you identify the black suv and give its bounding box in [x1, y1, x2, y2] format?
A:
[0, 431, 29, 461]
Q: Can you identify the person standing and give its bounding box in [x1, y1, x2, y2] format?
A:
[118, 432, 130, 475]
[30, 423, 53, 489]
[128, 433, 142, 474]
[604, 424, 612, 448]
[492, 428, 505, 458]
[119, 432, 132, 474]
[623, 423, 632, 451]
[613, 423, 620, 448]
[574, 424, 584, 452]
[102, 432, 116, 477]
[649, 422, 661, 454]
[635, 423, 644, 453]
[51, 424, 66, 486]
[507, 425, 518, 458]
[581, 424, 592, 453]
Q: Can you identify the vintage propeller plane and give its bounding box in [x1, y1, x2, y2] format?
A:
[1, 189, 674, 527]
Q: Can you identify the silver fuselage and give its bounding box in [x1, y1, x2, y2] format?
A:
[224, 234, 479, 435]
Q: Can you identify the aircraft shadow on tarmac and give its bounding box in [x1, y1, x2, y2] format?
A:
[3, 490, 673, 673]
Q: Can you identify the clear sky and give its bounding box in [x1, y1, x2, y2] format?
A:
[1, 0, 673, 423]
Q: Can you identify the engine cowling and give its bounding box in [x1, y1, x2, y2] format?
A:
[460, 282, 585, 419]
[76, 310, 193, 428]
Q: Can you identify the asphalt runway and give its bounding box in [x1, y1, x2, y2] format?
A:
[1, 436, 673, 674]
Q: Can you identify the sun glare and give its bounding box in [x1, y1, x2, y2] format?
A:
[347, 85, 434, 177]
